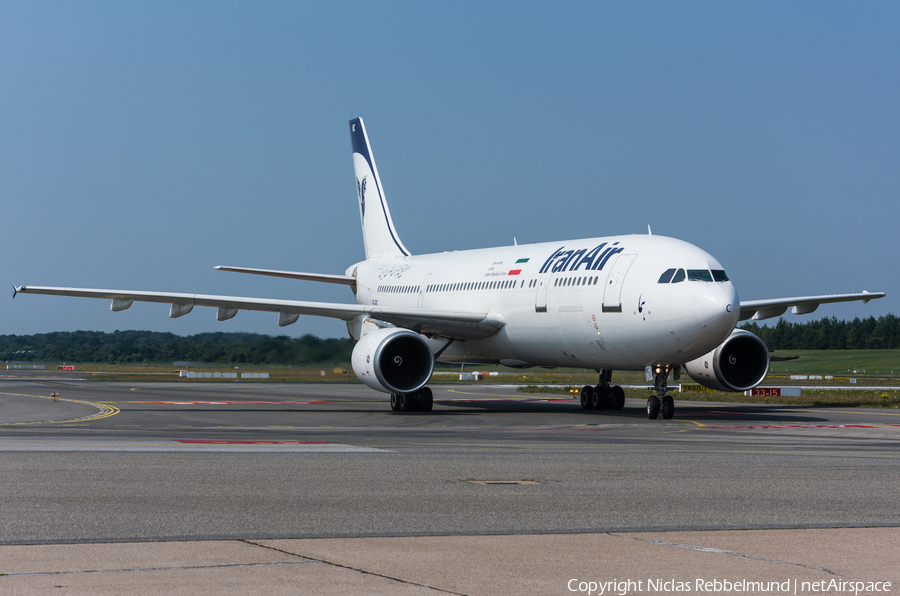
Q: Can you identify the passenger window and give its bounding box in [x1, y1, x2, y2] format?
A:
[672, 269, 686, 283]
[687, 269, 713, 282]
[712, 270, 729, 282]
[658, 269, 676, 283]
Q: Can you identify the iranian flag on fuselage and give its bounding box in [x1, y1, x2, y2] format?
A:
[509, 258, 529, 275]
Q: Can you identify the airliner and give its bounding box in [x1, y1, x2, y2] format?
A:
[14, 118, 885, 419]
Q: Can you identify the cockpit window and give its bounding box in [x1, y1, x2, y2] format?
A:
[688, 269, 713, 282]
[658, 269, 676, 283]
[712, 269, 729, 282]
[672, 268, 686, 283]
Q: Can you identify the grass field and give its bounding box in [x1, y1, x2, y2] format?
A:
[48, 349, 900, 408]
[767, 349, 900, 376]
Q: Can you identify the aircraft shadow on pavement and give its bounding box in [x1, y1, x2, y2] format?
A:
[435, 400, 839, 424]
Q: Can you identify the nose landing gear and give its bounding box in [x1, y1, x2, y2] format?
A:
[647, 366, 675, 420]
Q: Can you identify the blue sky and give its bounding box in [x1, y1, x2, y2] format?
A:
[2, 1, 897, 339]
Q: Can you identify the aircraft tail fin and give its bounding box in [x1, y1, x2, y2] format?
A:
[349, 118, 410, 259]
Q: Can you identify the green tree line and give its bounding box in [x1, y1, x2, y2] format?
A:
[2, 314, 897, 364]
[740, 314, 900, 350]
[0, 330, 354, 365]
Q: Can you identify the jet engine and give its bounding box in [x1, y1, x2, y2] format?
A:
[683, 329, 770, 392]
[351, 327, 434, 394]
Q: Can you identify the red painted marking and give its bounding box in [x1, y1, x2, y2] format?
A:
[508, 269, 522, 275]
[174, 440, 330, 445]
[434, 398, 570, 404]
[139, 401, 327, 405]
[704, 423, 883, 430]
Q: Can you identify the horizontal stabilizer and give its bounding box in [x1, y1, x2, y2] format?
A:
[214, 266, 356, 286]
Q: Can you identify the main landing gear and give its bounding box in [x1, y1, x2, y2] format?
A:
[580, 370, 625, 411]
[390, 386, 433, 412]
[647, 366, 675, 420]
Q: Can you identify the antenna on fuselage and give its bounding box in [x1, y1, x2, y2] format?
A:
[648, 225, 652, 236]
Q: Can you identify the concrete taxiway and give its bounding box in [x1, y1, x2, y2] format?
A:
[1, 375, 898, 594]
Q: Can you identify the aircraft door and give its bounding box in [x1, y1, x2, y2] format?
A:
[602, 254, 636, 313]
[418, 273, 432, 308]
[534, 268, 554, 312]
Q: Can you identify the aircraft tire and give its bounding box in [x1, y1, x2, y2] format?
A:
[662, 395, 674, 419]
[594, 387, 613, 410]
[647, 395, 660, 419]
[390, 394, 401, 412]
[400, 393, 415, 412]
[580, 386, 594, 410]
[420, 387, 433, 412]
[612, 386, 625, 410]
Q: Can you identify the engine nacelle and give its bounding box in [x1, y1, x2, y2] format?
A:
[351, 327, 434, 394]
[683, 329, 770, 392]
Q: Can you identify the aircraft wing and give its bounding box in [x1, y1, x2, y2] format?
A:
[739, 291, 885, 321]
[12, 285, 504, 340]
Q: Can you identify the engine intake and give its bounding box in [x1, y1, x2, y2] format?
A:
[351, 327, 434, 394]
[683, 329, 770, 392]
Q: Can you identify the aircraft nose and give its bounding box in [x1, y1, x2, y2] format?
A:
[695, 283, 739, 335]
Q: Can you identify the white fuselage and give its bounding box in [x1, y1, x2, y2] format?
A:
[352, 234, 740, 371]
